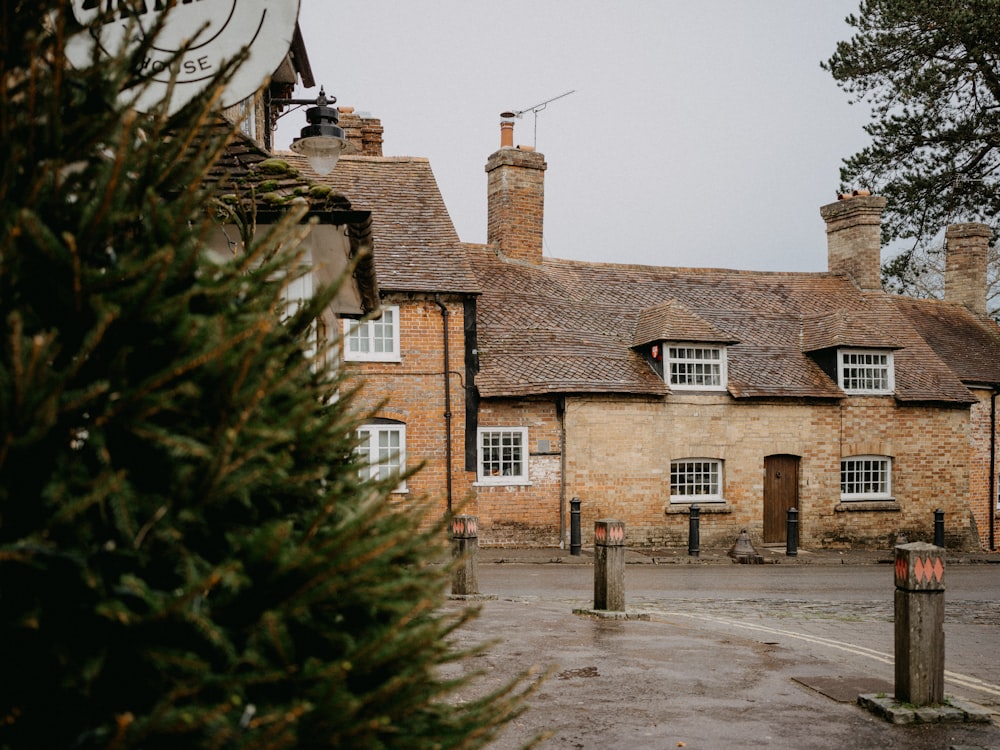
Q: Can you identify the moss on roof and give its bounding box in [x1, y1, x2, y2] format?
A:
[205, 127, 352, 213]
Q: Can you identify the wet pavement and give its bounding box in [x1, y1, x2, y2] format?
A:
[441, 546, 1000, 750]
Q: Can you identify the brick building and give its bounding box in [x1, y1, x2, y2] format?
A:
[291, 119, 1000, 552]
[284, 115, 479, 520]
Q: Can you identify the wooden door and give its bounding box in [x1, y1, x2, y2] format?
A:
[764, 455, 799, 543]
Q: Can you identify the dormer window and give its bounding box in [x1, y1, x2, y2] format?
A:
[633, 301, 735, 390]
[666, 345, 727, 390]
[838, 349, 894, 395]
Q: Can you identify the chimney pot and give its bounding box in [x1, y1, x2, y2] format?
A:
[500, 120, 514, 148]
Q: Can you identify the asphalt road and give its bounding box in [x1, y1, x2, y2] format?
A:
[443, 563, 1000, 750]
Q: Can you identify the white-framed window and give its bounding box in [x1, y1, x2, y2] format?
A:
[838, 349, 894, 394]
[343, 305, 400, 362]
[226, 99, 257, 141]
[666, 345, 727, 390]
[280, 271, 313, 316]
[840, 455, 892, 501]
[477, 427, 529, 485]
[670, 459, 723, 503]
[357, 422, 406, 492]
[279, 270, 325, 367]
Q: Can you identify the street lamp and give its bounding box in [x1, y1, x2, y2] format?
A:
[274, 86, 349, 175]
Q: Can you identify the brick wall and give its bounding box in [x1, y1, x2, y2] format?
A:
[489, 393, 980, 551]
[830, 400, 974, 549]
[968, 388, 999, 548]
[475, 398, 563, 546]
[344, 293, 474, 526]
[346, 295, 992, 550]
[338, 110, 384, 157]
[485, 148, 546, 265]
[944, 223, 990, 315]
[820, 195, 886, 291]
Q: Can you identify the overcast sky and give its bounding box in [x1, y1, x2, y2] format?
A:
[275, 1, 874, 272]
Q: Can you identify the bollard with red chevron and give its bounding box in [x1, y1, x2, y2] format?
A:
[593, 520, 626, 611]
[894, 541, 945, 705]
[894, 541, 945, 592]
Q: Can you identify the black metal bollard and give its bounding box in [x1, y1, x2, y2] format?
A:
[570, 497, 582, 556]
[933, 508, 945, 548]
[786, 507, 799, 557]
[688, 504, 700, 557]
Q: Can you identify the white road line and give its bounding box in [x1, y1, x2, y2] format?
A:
[657, 610, 1000, 701]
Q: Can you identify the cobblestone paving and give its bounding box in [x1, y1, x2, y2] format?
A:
[626, 596, 1000, 626]
[493, 593, 1000, 627]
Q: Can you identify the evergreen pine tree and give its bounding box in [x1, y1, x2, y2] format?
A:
[823, 0, 1000, 312]
[0, 3, 538, 748]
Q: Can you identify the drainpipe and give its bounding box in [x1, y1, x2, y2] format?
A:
[434, 295, 453, 516]
[558, 396, 566, 548]
[991, 390, 997, 551]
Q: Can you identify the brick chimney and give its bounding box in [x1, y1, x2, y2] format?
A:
[337, 108, 384, 156]
[820, 193, 887, 291]
[945, 222, 991, 315]
[485, 120, 546, 265]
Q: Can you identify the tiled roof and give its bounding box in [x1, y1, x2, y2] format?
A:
[207, 128, 353, 212]
[467, 248, 983, 403]
[835, 292, 973, 402]
[633, 299, 738, 347]
[280, 153, 480, 294]
[893, 296, 1000, 386]
[801, 310, 902, 352]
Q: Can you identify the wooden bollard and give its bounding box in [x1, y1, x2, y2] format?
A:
[593, 519, 625, 611]
[451, 514, 479, 596]
[894, 541, 945, 706]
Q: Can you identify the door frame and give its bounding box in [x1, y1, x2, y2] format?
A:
[763, 454, 800, 544]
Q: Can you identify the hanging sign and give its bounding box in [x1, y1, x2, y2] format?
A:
[64, 1, 301, 114]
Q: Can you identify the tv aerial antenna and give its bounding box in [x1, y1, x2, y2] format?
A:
[501, 89, 575, 149]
